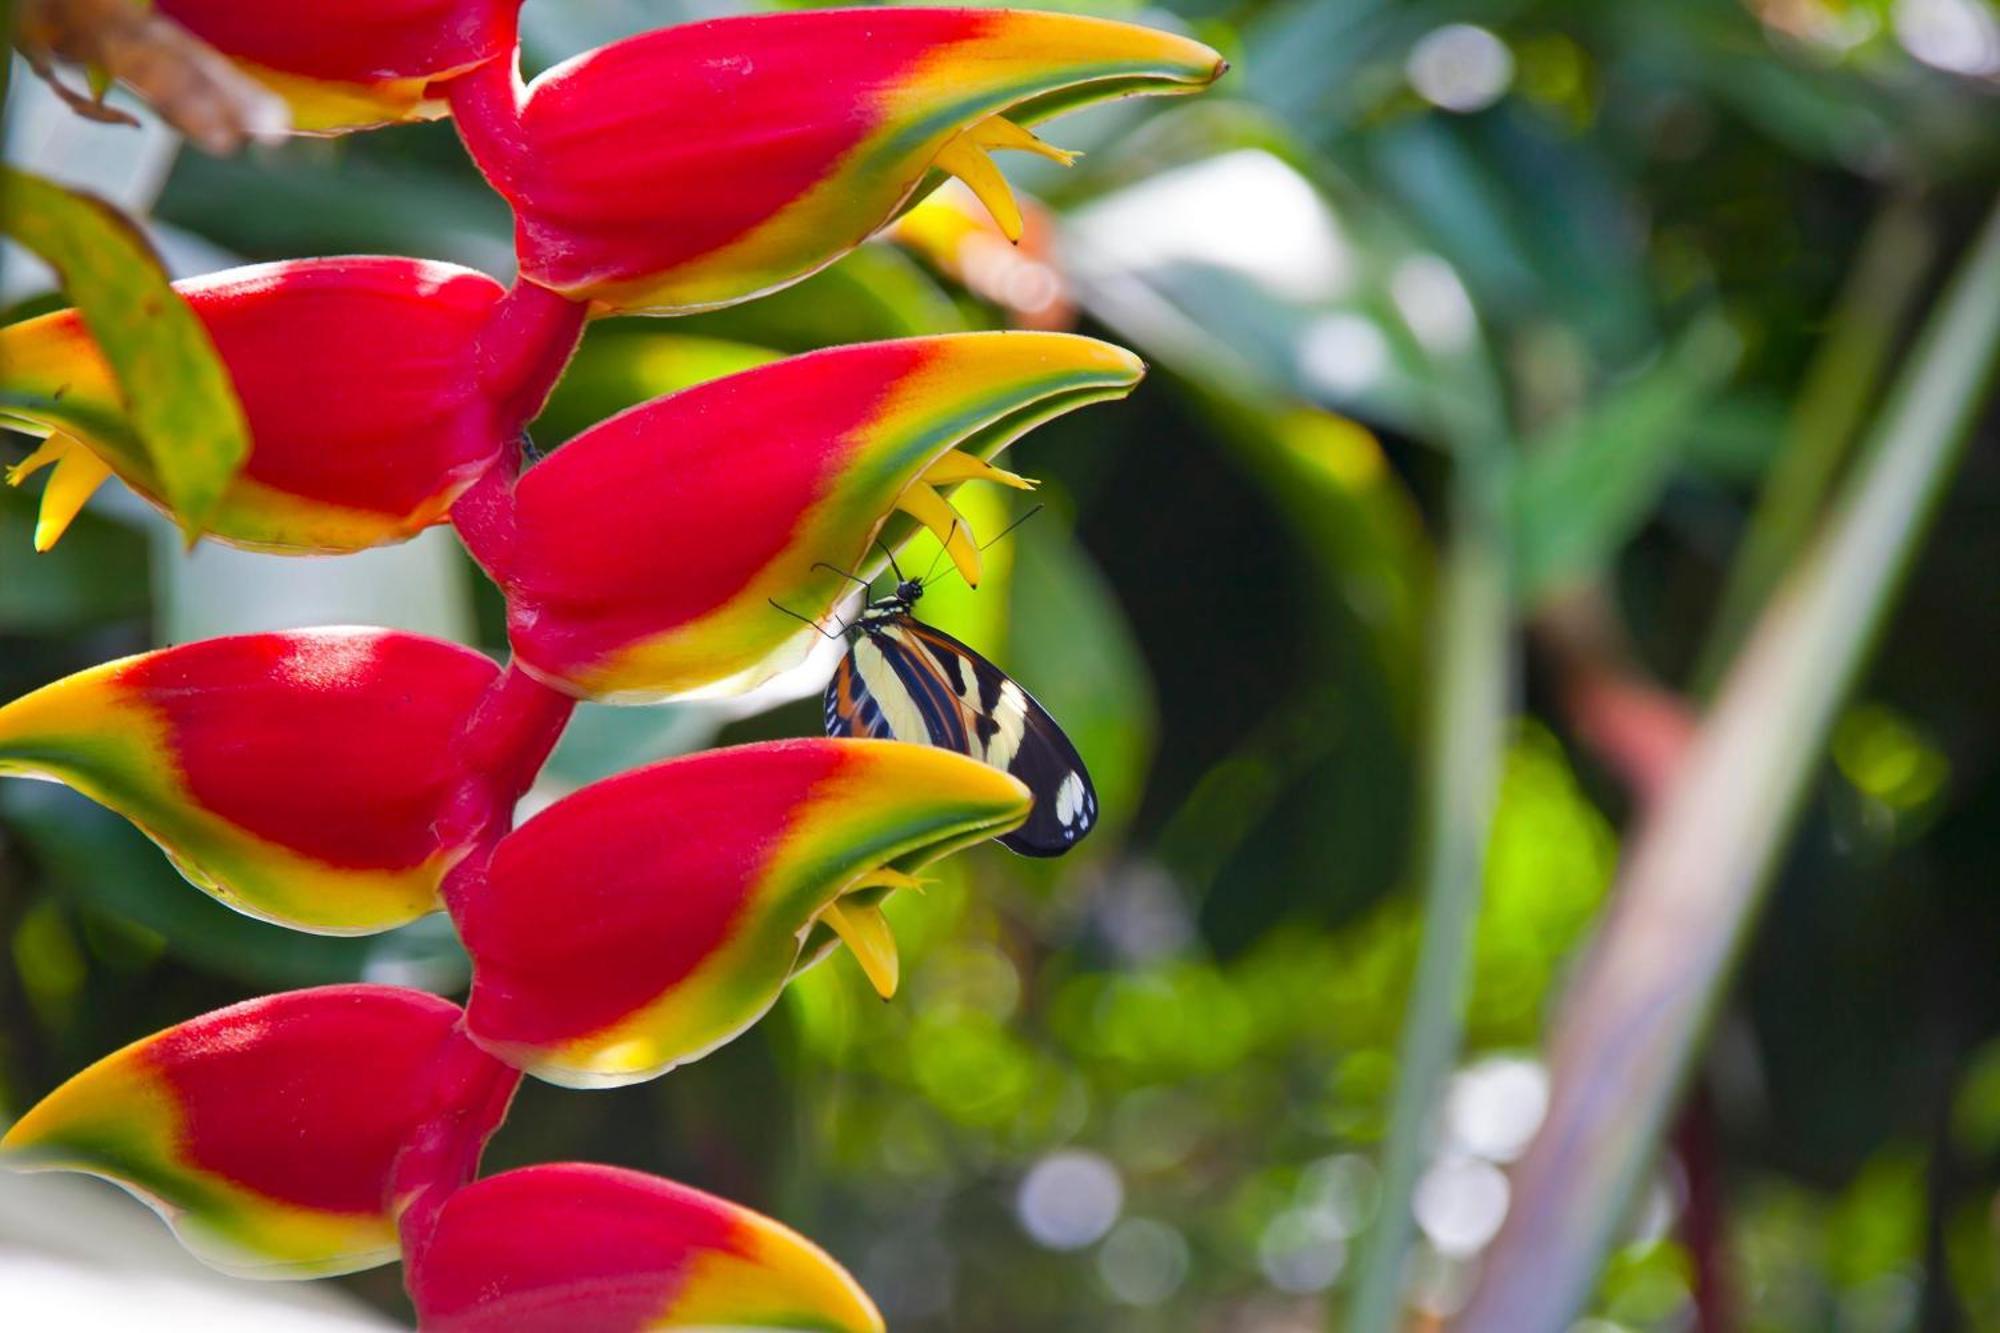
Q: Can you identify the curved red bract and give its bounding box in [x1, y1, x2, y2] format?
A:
[411, 1165, 739, 1332]
[182, 258, 507, 513]
[123, 631, 500, 870]
[409, 1163, 883, 1333]
[479, 340, 923, 671]
[460, 741, 844, 1046]
[154, 987, 484, 1213]
[501, 9, 985, 294]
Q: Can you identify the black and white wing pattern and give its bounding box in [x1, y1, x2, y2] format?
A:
[825, 613, 1097, 857]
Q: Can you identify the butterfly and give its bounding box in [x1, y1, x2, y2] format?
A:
[784, 541, 1098, 857]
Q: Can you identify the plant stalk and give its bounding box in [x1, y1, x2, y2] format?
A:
[1694, 192, 1934, 692]
[1344, 445, 1512, 1333]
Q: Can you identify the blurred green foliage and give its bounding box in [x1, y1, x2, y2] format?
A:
[6, 0, 2000, 1329]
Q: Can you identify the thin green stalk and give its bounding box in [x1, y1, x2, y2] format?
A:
[1345, 446, 1512, 1333]
[1456, 193, 2000, 1333]
[1694, 192, 1934, 692]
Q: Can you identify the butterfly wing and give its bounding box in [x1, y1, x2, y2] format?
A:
[825, 651, 894, 739]
[829, 614, 1096, 857]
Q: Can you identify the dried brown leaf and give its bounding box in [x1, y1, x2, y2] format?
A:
[18, 0, 289, 152]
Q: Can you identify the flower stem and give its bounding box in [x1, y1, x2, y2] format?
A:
[389, 1031, 522, 1263]
[438, 660, 575, 917]
[442, 42, 529, 200]
[1693, 192, 1935, 693]
[479, 276, 588, 432]
[1344, 446, 1512, 1333]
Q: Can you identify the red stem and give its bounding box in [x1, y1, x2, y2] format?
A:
[389, 1028, 524, 1265]
[450, 276, 589, 588]
[480, 276, 589, 433]
[1674, 1088, 1736, 1333]
[442, 45, 530, 202]
[438, 660, 576, 918]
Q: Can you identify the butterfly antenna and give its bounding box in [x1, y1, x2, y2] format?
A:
[812, 562, 874, 593]
[875, 538, 907, 583]
[767, 598, 843, 641]
[923, 504, 1045, 588]
[981, 503, 1043, 552]
[920, 520, 960, 585]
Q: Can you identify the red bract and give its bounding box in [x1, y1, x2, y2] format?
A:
[455, 739, 1030, 1087]
[448, 7, 1225, 313]
[1, 986, 519, 1278]
[0, 629, 570, 932]
[454, 331, 1143, 701]
[407, 1164, 883, 1332]
[3, 257, 583, 554]
[157, 0, 523, 131]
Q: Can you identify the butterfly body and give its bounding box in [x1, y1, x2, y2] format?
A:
[825, 579, 1097, 857]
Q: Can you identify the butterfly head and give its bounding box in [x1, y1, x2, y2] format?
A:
[860, 578, 924, 625]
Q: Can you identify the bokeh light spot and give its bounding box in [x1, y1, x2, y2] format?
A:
[1017, 1150, 1124, 1250]
[1407, 25, 1516, 112]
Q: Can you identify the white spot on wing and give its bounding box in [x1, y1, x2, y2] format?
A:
[984, 680, 1029, 769]
[1055, 772, 1086, 828]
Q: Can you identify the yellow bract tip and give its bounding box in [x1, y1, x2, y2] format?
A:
[896, 480, 982, 587]
[934, 130, 1023, 244]
[9, 434, 113, 551]
[848, 867, 934, 895]
[973, 115, 1080, 168]
[922, 449, 1039, 492]
[932, 116, 1081, 245]
[7, 435, 64, 488]
[822, 899, 900, 1000]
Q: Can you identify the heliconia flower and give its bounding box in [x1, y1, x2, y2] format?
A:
[454, 739, 1029, 1088]
[0, 629, 571, 934]
[3, 256, 584, 555]
[0, 986, 519, 1279]
[154, 0, 523, 133]
[407, 1163, 883, 1333]
[453, 331, 1142, 702]
[447, 7, 1226, 314]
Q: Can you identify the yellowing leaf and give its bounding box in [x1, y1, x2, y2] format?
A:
[1, 167, 251, 542]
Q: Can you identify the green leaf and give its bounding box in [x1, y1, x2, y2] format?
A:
[0, 483, 149, 632]
[0, 168, 250, 539]
[1507, 314, 1742, 604]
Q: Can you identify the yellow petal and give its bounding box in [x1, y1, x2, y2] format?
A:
[20, 435, 113, 551]
[895, 481, 982, 587]
[846, 867, 934, 896]
[971, 115, 1081, 168]
[933, 130, 1024, 244]
[821, 899, 900, 1000]
[6, 435, 68, 486]
[922, 449, 1040, 492]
